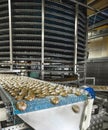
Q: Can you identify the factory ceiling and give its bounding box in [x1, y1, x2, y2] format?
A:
[87, 0, 108, 30]
[87, 0, 108, 40]
[87, 0, 108, 16]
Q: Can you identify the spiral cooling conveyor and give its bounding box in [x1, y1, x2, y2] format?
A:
[0, 0, 87, 83]
[0, 1, 94, 130]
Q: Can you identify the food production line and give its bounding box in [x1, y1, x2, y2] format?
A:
[0, 74, 94, 130]
[0, 0, 95, 129]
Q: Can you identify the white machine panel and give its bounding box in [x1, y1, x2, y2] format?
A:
[19, 101, 87, 130]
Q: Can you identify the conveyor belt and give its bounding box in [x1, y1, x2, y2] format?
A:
[0, 74, 94, 130]
[1, 88, 87, 115]
[0, 74, 88, 115]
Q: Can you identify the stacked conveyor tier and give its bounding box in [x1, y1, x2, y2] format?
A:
[0, 0, 10, 66]
[77, 1, 87, 84]
[44, 0, 75, 81]
[12, 0, 42, 63]
[0, 0, 87, 83]
[44, 0, 75, 64]
[44, 0, 87, 81]
[77, 5, 87, 62]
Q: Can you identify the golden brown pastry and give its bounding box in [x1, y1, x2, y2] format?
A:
[15, 95, 24, 100]
[16, 101, 27, 111]
[75, 91, 81, 96]
[25, 94, 35, 101]
[50, 97, 59, 104]
[72, 105, 80, 113]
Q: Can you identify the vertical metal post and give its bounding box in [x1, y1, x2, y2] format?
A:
[74, 4, 78, 74]
[41, 0, 45, 80]
[8, 0, 13, 70]
[84, 15, 88, 84]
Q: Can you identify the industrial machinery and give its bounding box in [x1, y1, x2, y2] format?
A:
[0, 0, 94, 129]
[86, 85, 108, 130]
[0, 0, 87, 83]
[0, 74, 93, 130]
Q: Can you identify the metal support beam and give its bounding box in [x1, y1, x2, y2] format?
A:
[69, 0, 108, 17]
[87, 0, 96, 5]
[41, 0, 45, 80]
[89, 19, 108, 30]
[70, 0, 95, 11]
[8, 0, 13, 70]
[74, 4, 78, 75]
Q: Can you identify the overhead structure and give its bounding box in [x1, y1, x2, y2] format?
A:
[0, 0, 87, 83]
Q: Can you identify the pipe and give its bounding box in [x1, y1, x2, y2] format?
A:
[8, 0, 13, 70]
[41, 0, 45, 80]
[74, 4, 78, 74]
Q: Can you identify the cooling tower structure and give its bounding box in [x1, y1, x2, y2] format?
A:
[0, 0, 87, 83]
